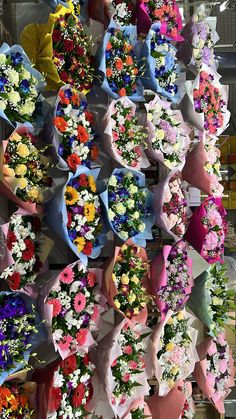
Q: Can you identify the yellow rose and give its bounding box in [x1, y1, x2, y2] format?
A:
[131, 275, 139, 285]
[15, 164, 27, 176]
[28, 186, 40, 200]
[11, 133, 21, 142]
[121, 274, 129, 285]
[128, 293, 136, 303]
[177, 311, 184, 321]
[167, 316, 174, 325]
[165, 342, 174, 351]
[147, 113, 153, 122]
[171, 366, 179, 375]
[133, 307, 140, 315]
[172, 143, 180, 151]
[112, 273, 116, 282]
[17, 143, 30, 158]
[120, 244, 127, 252]
[17, 178, 28, 189]
[114, 299, 121, 309]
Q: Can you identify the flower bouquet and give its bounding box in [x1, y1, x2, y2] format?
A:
[141, 24, 184, 103]
[93, 319, 152, 418]
[0, 208, 54, 290]
[136, 0, 183, 41]
[102, 240, 150, 323]
[48, 353, 95, 417]
[144, 95, 191, 170]
[180, 65, 230, 136]
[0, 292, 47, 384]
[187, 264, 236, 337]
[151, 310, 198, 396]
[95, 20, 144, 101]
[53, 85, 99, 171]
[0, 125, 52, 214]
[121, 397, 152, 419]
[40, 261, 105, 359]
[0, 381, 36, 417]
[153, 171, 190, 241]
[21, 5, 94, 92]
[177, 4, 219, 74]
[100, 168, 154, 247]
[193, 332, 235, 413]
[182, 133, 223, 197]
[184, 196, 227, 264]
[102, 97, 149, 170]
[0, 43, 45, 126]
[112, 0, 137, 26]
[46, 167, 104, 265]
[150, 241, 193, 321]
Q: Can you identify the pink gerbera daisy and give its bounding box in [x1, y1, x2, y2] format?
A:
[47, 298, 62, 317]
[58, 265, 75, 284]
[74, 293, 86, 313]
[57, 334, 73, 351]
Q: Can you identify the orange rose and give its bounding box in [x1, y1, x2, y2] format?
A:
[118, 88, 126, 97]
[106, 41, 112, 50]
[126, 56, 133, 66]
[106, 68, 113, 77]
[53, 116, 68, 133]
[115, 58, 123, 71]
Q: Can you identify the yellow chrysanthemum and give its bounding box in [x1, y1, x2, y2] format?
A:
[74, 236, 85, 253]
[64, 186, 79, 205]
[88, 176, 96, 193]
[84, 203, 96, 222]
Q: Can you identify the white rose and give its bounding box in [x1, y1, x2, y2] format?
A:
[115, 203, 126, 215]
[8, 69, 19, 85]
[0, 100, 6, 110]
[8, 91, 21, 105]
[0, 54, 6, 65]
[131, 211, 139, 220]
[20, 68, 31, 80]
[108, 209, 116, 220]
[119, 230, 128, 240]
[129, 185, 138, 194]
[126, 199, 135, 209]
[138, 222, 145, 232]
[19, 101, 35, 116]
[108, 175, 117, 187]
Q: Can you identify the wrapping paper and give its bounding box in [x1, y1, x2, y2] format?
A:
[150, 241, 193, 321]
[140, 23, 185, 103]
[180, 64, 230, 136]
[45, 167, 105, 266]
[100, 168, 154, 247]
[144, 95, 191, 170]
[92, 319, 152, 418]
[121, 397, 152, 419]
[102, 97, 150, 171]
[151, 310, 199, 396]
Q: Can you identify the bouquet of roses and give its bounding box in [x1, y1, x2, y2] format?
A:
[177, 4, 219, 74]
[100, 169, 154, 247]
[112, 0, 137, 26]
[141, 24, 184, 103]
[95, 20, 143, 100]
[136, 0, 183, 40]
[53, 85, 99, 171]
[181, 65, 230, 136]
[46, 168, 104, 265]
[0, 292, 47, 384]
[102, 240, 150, 322]
[151, 310, 198, 396]
[41, 261, 105, 359]
[154, 171, 190, 240]
[145, 95, 191, 170]
[193, 332, 235, 413]
[150, 241, 193, 321]
[21, 5, 94, 92]
[0, 43, 45, 126]
[184, 196, 227, 264]
[187, 264, 236, 337]
[48, 353, 95, 418]
[121, 397, 152, 419]
[182, 133, 223, 197]
[102, 97, 149, 170]
[0, 125, 52, 214]
[0, 381, 36, 417]
[93, 319, 152, 418]
[0, 208, 53, 290]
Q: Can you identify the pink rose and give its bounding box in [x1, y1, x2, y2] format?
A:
[112, 131, 119, 141]
[219, 359, 228, 374]
[129, 360, 138, 370]
[207, 208, 222, 227]
[111, 359, 117, 367]
[91, 304, 99, 321]
[206, 371, 216, 388]
[120, 125, 126, 133]
[208, 341, 217, 356]
[121, 373, 130, 382]
[217, 332, 227, 346]
[204, 231, 219, 251]
[123, 345, 133, 355]
[169, 346, 185, 364]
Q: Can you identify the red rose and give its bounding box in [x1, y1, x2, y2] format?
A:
[83, 242, 93, 255]
[67, 211, 73, 228]
[32, 216, 41, 232]
[83, 353, 90, 365]
[78, 174, 88, 187]
[33, 256, 43, 273]
[52, 29, 62, 43]
[87, 271, 96, 287]
[60, 354, 77, 375]
[48, 387, 62, 413]
[72, 383, 85, 408]
[6, 231, 17, 251]
[59, 71, 69, 82]
[22, 239, 35, 261]
[8, 272, 21, 290]
[76, 46, 85, 56]
[63, 39, 74, 52]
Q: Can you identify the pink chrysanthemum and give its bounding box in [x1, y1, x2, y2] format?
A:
[47, 298, 62, 317]
[58, 265, 75, 284]
[73, 293, 86, 313]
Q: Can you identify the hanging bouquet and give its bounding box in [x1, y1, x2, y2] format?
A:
[46, 168, 104, 265]
[145, 95, 191, 170]
[48, 353, 95, 417]
[0, 292, 47, 384]
[184, 196, 227, 264]
[21, 5, 94, 92]
[1, 125, 52, 214]
[151, 310, 198, 396]
[95, 20, 143, 101]
[150, 241, 193, 321]
[193, 333, 235, 413]
[100, 169, 154, 247]
[0, 43, 45, 126]
[181, 65, 230, 136]
[0, 381, 36, 417]
[187, 264, 236, 337]
[102, 240, 150, 322]
[141, 24, 184, 103]
[0, 208, 53, 290]
[53, 85, 99, 171]
[121, 397, 152, 419]
[182, 133, 223, 197]
[41, 261, 105, 359]
[102, 97, 149, 171]
[136, 0, 183, 40]
[177, 4, 219, 73]
[93, 319, 152, 418]
[154, 171, 189, 240]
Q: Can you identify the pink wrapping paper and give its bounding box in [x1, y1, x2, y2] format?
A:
[150, 241, 193, 321]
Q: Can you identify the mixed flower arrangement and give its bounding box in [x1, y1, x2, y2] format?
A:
[48, 353, 95, 418]
[112, 0, 137, 25]
[179, 382, 195, 419]
[53, 85, 99, 171]
[0, 382, 35, 417]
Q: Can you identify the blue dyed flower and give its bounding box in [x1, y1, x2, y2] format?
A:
[19, 79, 30, 94]
[10, 52, 23, 65]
